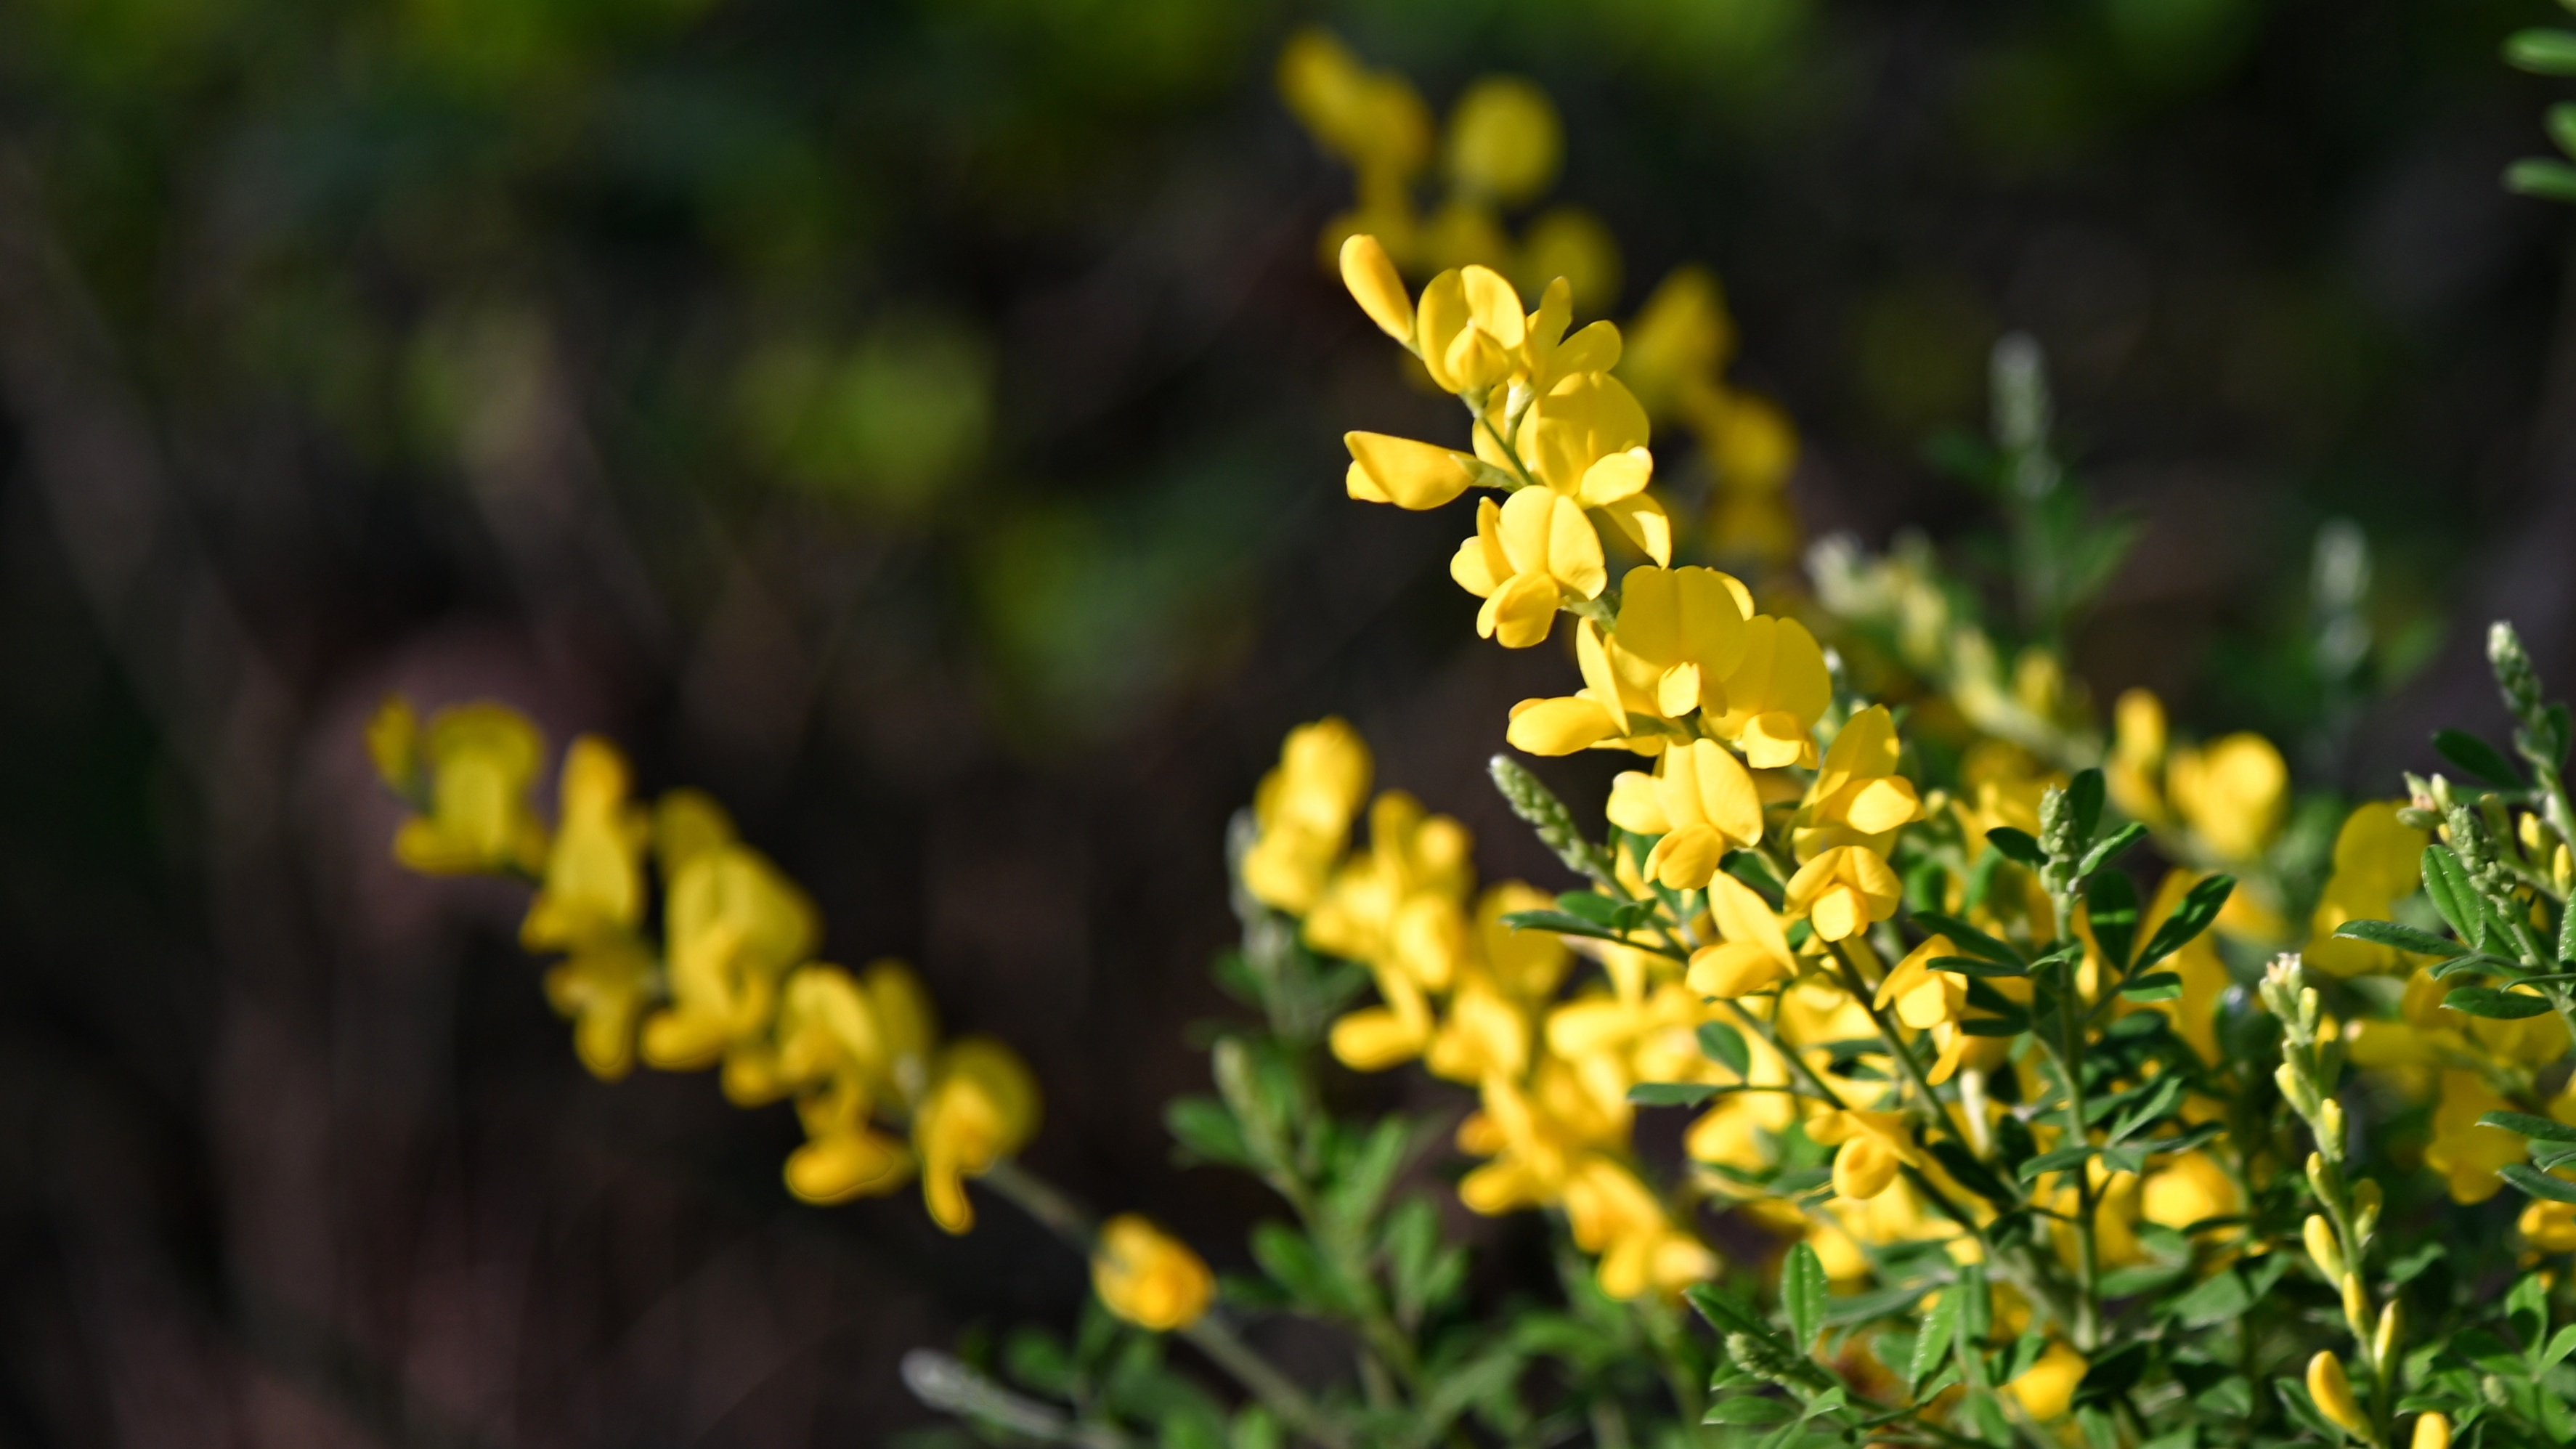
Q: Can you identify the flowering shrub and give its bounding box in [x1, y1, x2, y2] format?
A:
[371, 31, 2576, 1449]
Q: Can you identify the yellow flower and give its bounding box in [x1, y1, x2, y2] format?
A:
[1808, 1108, 1919, 1199]
[1338, 233, 1413, 341]
[773, 964, 917, 1206]
[1873, 934, 1963, 1031]
[1604, 739, 1763, 889]
[519, 736, 656, 1080]
[639, 832, 821, 1080]
[2305, 802, 2432, 978]
[2166, 731, 2288, 864]
[1559, 1156, 1715, 1299]
[1795, 705, 1922, 859]
[1687, 872, 1799, 998]
[1277, 30, 1431, 195]
[1344, 429, 1481, 511]
[2108, 688, 2168, 823]
[382, 698, 551, 876]
[1512, 370, 1670, 564]
[914, 1037, 1041, 1234]
[2006, 1342, 2088, 1421]
[2522, 1194, 2576, 1252]
[1092, 1214, 1215, 1331]
[2307, 1351, 2366, 1436]
[1450, 489, 1607, 648]
[1306, 792, 1474, 986]
[2140, 1150, 2240, 1229]
[2423, 1070, 2525, 1204]
[1705, 615, 1830, 768]
[1240, 718, 1373, 914]
[2413, 1412, 2451, 1449]
[1784, 846, 1901, 943]
[1445, 76, 1560, 206]
[1613, 565, 1754, 718]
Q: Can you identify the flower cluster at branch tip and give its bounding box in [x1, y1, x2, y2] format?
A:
[373, 694, 1047, 1234]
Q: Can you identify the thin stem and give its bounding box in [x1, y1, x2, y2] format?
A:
[975, 1161, 1354, 1449]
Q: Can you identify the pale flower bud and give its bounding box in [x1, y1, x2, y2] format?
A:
[2303, 1214, 2346, 1280]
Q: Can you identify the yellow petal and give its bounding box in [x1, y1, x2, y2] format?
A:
[1688, 940, 1790, 997]
[1344, 430, 1477, 511]
[1459, 264, 1527, 347]
[1738, 710, 1813, 769]
[1505, 695, 1621, 755]
[1577, 447, 1654, 506]
[1707, 872, 1794, 965]
[1844, 776, 1922, 835]
[1338, 233, 1413, 341]
[1544, 493, 1608, 598]
[1598, 492, 1672, 567]
[1346, 459, 1393, 503]
[1606, 770, 1670, 834]
[1484, 572, 1561, 649]
[1576, 619, 1627, 734]
[1413, 268, 1470, 391]
[1644, 822, 1726, 890]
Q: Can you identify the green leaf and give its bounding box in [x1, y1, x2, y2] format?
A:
[2086, 869, 2140, 970]
[2436, 728, 2526, 788]
[1927, 955, 2031, 979]
[2479, 1110, 2576, 1144]
[1686, 1284, 1771, 1340]
[2067, 768, 2105, 847]
[2273, 1376, 2341, 1442]
[2332, 919, 2464, 959]
[2511, 1273, 2549, 1354]
[1707, 1396, 1796, 1426]
[1699, 1021, 1752, 1077]
[2165, 1268, 2252, 1328]
[1958, 1015, 2031, 1037]
[2543, 1323, 2576, 1371]
[1499, 909, 1670, 952]
[1784, 1242, 1826, 1352]
[2118, 972, 2182, 1002]
[2074, 1342, 2149, 1407]
[1630, 1081, 1720, 1107]
[2108, 1073, 2187, 1143]
[2017, 1145, 2094, 1182]
[1909, 1288, 1959, 1393]
[1553, 891, 1622, 927]
[2133, 874, 2233, 970]
[2502, 1163, 2576, 1203]
[2422, 846, 2488, 948]
[2078, 821, 2148, 880]
[2508, 27, 2576, 75]
[2442, 986, 2556, 1019]
[1986, 826, 2045, 867]
[1911, 912, 2024, 967]
[1250, 1222, 1346, 1312]
[1322, 1116, 1412, 1233]
[1166, 1097, 1256, 1169]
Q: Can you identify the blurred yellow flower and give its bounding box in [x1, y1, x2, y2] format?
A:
[1240, 717, 1372, 914]
[2167, 731, 2287, 864]
[1092, 1214, 1214, 1331]
[914, 1037, 1041, 1234]
[1786, 846, 1901, 943]
[2007, 1342, 2088, 1420]
[380, 697, 551, 876]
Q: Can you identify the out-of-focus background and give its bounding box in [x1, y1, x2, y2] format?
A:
[3, 0, 2571, 1442]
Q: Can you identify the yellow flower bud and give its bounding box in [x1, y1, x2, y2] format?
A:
[2304, 1214, 2346, 1281]
[2341, 1272, 2368, 1331]
[2412, 1411, 2450, 1449]
[2307, 1351, 2366, 1436]
[1092, 1214, 1215, 1332]
[2376, 1299, 2403, 1368]
[1344, 430, 1478, 511]
[1338, 233, 1413, 342]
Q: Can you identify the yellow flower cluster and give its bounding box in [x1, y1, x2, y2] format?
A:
[1285, 36, 1800, 569]
[371, 696, 1039, 1233]
[1240, 720, 1712, 1299]
[1278, 30, 1617, 313]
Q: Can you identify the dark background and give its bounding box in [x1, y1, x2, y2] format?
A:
[3, 0, 2572, 1442]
